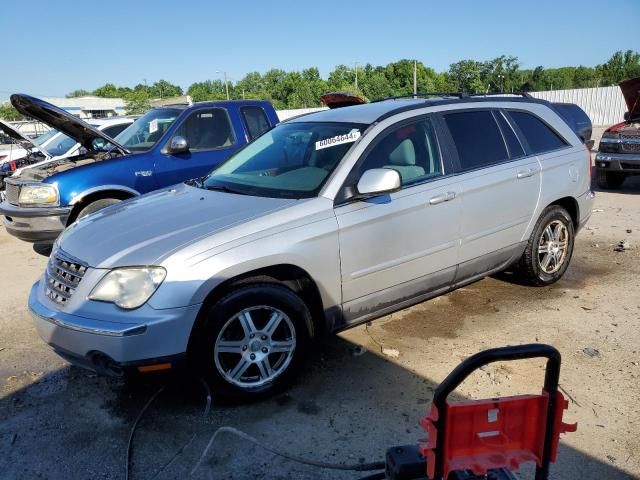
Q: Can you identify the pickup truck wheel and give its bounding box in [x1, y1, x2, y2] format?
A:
[194, 283, 311, 400]
[596, 170, 626, 190]
[76, 198, 122, 220]
[518, 205, 575, 286]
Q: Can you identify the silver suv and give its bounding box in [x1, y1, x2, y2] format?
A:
[29, 96, 595, 399]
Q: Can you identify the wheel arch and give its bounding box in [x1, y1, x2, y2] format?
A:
[67, 187, 139, 224]
[548, 196, 579, 229]
[187, 264, 327, 355]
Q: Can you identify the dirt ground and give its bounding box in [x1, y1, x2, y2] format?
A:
[0, 176, 638, 480]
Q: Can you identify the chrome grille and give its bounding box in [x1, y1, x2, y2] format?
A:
[4, 182, 19, 205]
[44, 250, 88, 305]
[621, 133, 640, 153]
[621, 142, 640, 153]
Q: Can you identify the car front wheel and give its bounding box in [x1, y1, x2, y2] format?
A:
[518, 205, 575, 286]
[194, 283, 311, 400]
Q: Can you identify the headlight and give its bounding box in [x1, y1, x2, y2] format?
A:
[89, 267, 166, 310]
[18, 184, 59, 206]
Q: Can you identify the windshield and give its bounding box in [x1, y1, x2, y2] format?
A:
[42, 133, 77, 156]
[204, 122, 366, 198]
[34, 129, 59, 146]
[115, 108, 181, 152]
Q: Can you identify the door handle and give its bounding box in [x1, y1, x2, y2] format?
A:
[517, 168, 537, 179]
[429, 191, 456, 205]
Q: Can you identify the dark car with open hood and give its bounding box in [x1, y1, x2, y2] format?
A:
[595, 76, 640, 189]
[0, 94, 278, 243]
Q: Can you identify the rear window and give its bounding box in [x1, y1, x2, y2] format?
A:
[241, 106, 271, 140]
[508, 111, 568, 154]
[444, 110, 509, 171]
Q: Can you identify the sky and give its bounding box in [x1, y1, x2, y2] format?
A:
[1, 0, 639, 101]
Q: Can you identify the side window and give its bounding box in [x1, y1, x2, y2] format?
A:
[444, 110, 509, 172]
[495, 112, 524, 158]
[241, 106, 270, 140]
[103, 123, 129, 139]
[174, 108, 235, 151]
[507, 111, 568, 154]
[356, 118, 441, 186]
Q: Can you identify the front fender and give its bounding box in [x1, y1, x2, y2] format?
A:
[69, 185, 141, 205]
[148, 215, 342, 312]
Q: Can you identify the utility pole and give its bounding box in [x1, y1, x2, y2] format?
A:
[216, 70, 230, 100]
[413, 60, 417, 97]
[354, 61, 359, 90]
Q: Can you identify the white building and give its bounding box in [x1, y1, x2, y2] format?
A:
[42, 96, 127, 119]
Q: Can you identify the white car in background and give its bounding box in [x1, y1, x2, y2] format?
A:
[0, 117, 134, 174]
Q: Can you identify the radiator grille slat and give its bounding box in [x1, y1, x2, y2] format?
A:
[44, 250, 87, 305]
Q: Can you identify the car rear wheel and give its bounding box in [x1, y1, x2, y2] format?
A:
[193, 283, 311, 400]
[76, 198, 122, 220]
[517, 205, 575, 286]
[596, 170, 626, 190]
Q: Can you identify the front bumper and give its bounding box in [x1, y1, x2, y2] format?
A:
[0, 201, 71, 242]
[595, 152, 640, 174]
[28, 281, 202, 375]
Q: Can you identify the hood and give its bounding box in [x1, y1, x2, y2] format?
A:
[10, 94, 129, 154]
[58, 183, 301, 268]
[0, 120, 50, 157]
[619, 77, 640, 119]
[320, 92, 367, 109]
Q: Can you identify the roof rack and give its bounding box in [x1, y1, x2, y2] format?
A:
[373, 91, 533, 102]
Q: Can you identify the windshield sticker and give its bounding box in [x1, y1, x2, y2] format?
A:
[315, 131, 361, 150]
[149, 119, 159, 134]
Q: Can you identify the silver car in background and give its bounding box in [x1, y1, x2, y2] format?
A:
[28, 96, 594, 399]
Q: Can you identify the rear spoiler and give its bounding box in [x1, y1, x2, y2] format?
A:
[551, 103, 593, 149]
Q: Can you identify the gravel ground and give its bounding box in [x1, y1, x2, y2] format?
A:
[0, 175, 638, 480]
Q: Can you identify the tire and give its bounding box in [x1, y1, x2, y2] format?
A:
[192, 283, 311, 400]
[76, 198, 122, 220]
[518, 205, 575, 286]
[596, 170, 626, 190]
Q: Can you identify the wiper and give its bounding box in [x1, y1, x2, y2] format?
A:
[205, 184, 249, 195]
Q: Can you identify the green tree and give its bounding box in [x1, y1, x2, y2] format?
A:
[66, 89, 91, 98]
[448, 59, 485, 93]
[186, 80, 227, 102]
[596, 50, 640, 86]
[0, 103, 22, 121]
[148, 79, 183, 99]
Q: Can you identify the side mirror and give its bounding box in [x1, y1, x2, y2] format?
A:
[356, 168, 401, 197]
[623, 111, 630, 121]
[168, 135, 189, 154]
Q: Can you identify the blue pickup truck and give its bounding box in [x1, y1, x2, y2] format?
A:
[0, 94, 278, 242]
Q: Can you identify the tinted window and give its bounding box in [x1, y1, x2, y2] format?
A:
[174, 108, 235, 151]
[103, 123, 129, 139]
[495, 112, 524, 158]
[357, 118, 441, 186]
[241, 106, 270, 140]
[206, 122, 365, 198]
[444, 110, 508, 171]
[508, 111, 568, 154]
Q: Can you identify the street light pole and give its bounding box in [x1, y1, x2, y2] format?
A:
[216, 70, 230, 100]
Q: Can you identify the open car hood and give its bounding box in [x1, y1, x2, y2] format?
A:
[10, 94, 130, 154]
[619, 77, 640, 119]
[0, 119, 49, 156]
[320, 92, 367, 109]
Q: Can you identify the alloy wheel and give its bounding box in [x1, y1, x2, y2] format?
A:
[537, 220, 569, 274]
[214, 305, 296, 388]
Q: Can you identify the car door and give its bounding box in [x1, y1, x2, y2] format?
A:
[438, 108, 541, 282]
[155, 107, 242, 185]
[334, 116, 461, 324]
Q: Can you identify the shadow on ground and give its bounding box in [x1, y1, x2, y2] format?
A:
[0, 335, 636, 480]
